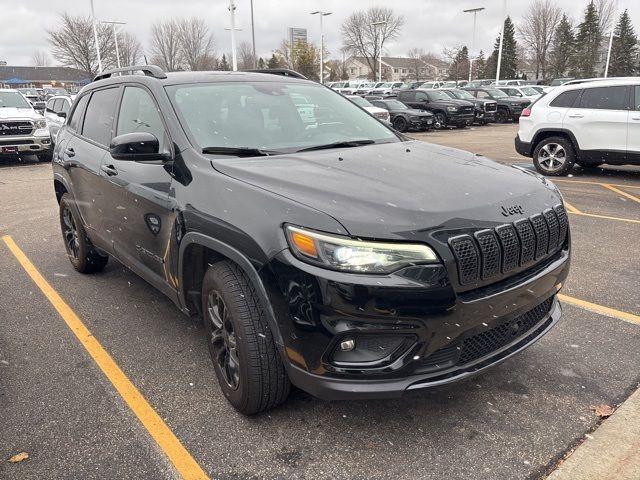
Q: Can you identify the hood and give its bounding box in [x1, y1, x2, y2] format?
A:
[0, 107, 42, 120]
[429, 99, 474, 108]
[503, 96, 529, 104]
[210, 141, 562, 239]
[404, 108, 433, 116]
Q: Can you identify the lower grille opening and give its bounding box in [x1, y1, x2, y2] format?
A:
[421, 296, 554, 371]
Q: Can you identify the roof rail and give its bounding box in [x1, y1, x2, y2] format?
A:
[244, 69, 307, 80]
[93, 65, 167, 82]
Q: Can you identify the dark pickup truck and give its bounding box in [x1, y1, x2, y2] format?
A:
[397, 89, 475, 129]
[463, 87, 531, 123]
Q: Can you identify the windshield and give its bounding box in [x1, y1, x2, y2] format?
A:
[168, 82, 398, 153]
[426, 90, 452, 101]
[384, 100, 408, 110]
[349, 96, 373, 108]
[485, 88, 508, 98]
[0, 91, 32, 109]
[450, 90, 474, 100]
[520, 87, 540, 96]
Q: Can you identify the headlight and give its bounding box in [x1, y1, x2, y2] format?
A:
[34, 119, 47, 129]
[285, 225, 438, 273]
[446, 106, 458, 112]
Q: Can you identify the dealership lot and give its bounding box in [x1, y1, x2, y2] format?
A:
[1, 124, 639, 479]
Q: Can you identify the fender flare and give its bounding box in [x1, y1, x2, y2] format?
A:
[531, 128, 580, 153]
[53, 171, 73, 203]
[178, 232, 285, 348]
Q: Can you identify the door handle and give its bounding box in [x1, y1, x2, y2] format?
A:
[64, 147, 75, 157]
[631, 116, 640, 121]
[568, 114, 584, 118]
[101, 164, 118, 176]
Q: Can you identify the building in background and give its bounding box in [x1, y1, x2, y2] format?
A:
[288, 27, 307, 46]
[0, 66, 90, 91]
[344, 56, 449, 82]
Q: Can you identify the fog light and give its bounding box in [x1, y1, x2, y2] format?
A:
[340, 339, 355, 351]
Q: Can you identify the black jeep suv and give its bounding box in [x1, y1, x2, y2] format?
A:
[396, 89, 475, 129]
[464, 87, 531, 122]
[53, 66, 571, 414]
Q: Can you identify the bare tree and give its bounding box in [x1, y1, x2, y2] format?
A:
[178, 17, 216, 71]
[32, 50, 50, 66]
[118, 32, 143, 67]
[407, 48, 425, 81]
[150, 20, 183, 71]
[595, 0, 616, 34]
[517, 0, 563, 79]
[238, 41, 256, 70]
[341, 7, 404, 80]
[48, 13, 116, 75]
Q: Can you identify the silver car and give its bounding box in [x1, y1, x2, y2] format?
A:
[45, 95, 74, 143]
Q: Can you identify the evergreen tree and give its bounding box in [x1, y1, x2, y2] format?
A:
[218, 54, 230, 71]
[608, 10, 638, 76]
[485, 16, 518, 79]
[447, 46, 470, 80]
[473, 50, 486, 79]
[267, 53, 282, 69]
[549, 14, 575, 78]
[257, 57, 266, 69]
[573, 1, 601, 78]
[290, 41, 320, 81]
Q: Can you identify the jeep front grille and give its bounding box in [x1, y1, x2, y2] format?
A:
[448, 204, 568, 286]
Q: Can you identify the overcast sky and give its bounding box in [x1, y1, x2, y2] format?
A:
[1, 0, 639, 66]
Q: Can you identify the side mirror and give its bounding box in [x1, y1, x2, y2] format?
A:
[57, 111, 67, 118]
[109, 132, 167, 161]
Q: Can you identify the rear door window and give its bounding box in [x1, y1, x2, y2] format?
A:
[68, 94, 90, 132]
[578, 86, 628, 110]
[415, 92, 429, 101]
[549, 90, 581, 108]
[634, 86, 640, 111]
[82, 88, 120, 147]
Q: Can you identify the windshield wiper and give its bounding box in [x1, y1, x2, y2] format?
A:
[202, 146, 281, 157]
[295, 139, 376, 153]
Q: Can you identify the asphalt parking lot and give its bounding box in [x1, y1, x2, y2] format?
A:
[1, 123, 639, 479]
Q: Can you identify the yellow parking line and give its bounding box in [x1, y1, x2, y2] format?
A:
[554, 179, 640, 190]
[1, 235, 209, 480]
[567, 211, 640, 224]
[601, 184, 640, 204]
[559, 294, 640, 326]
[563, 201, 583, 214]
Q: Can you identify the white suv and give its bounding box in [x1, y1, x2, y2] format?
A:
[516, 78, 640, 176]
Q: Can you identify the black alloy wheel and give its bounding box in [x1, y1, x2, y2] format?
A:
[205, 290, 240, 390]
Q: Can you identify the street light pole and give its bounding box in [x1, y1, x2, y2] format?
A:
[464, 7, 485, 82]
[250, 0, 256, 68]
[495, 0, 507, 82]
[89, 0, 103, 73]
[311, 11, 332, 84]
[228, 0, 238, 71]
[101, 21, 126, 68]
[371, 21, 387, 82]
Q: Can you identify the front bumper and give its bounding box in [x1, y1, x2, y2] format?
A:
[409, 116, 433, 130]
[0, 134, 51, 154]
[264, 243, 570, 401]
[448, 112, 475, 125]
[515, 135, 533, 157]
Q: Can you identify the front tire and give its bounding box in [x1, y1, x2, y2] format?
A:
[202, 260, 290, 415]
[533, 136, 575, 176]
[392, 116, 408, 132]
[59, 193, 108, 273]
[433, 112, 447, 129]
[495, 108, 509, 123]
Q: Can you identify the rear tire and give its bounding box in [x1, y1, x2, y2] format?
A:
[59, 193, 108, 273]
[533, 136, 575, 176]
[202, 260, 290, 415]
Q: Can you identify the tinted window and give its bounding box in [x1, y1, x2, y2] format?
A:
[476, 91, 490, 99]
[52, 98, 64, 113]
[68, 94, 90, 132]
[116, 87, 167, 152]
[82, 88, 119, 146]
[634, 86, 640, 111]
[60, 98, 71, 114]
[578, 86, 628, 110]
[415, 92, 429, 101]
[549, 90, 581, 108]
[46, 99, 56, 112]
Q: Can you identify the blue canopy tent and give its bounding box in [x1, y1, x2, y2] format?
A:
[4, 77, 27, 85]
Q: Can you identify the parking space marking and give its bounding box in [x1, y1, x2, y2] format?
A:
[567, 211, 640, 224]
[601, 184, 640, 204]
[559, 294, 640, 326]
[563, 201, 583, 214]
[1, 235, 209, 480]
[554, 179, 640, 190]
